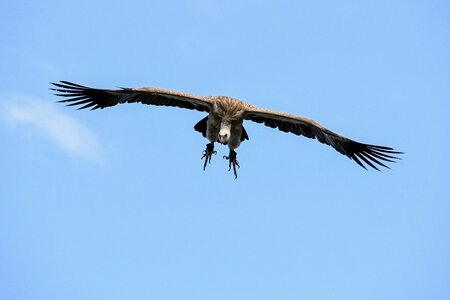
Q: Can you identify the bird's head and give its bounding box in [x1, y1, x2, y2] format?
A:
[219, 120, 231, 144]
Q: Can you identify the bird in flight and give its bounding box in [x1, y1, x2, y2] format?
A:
[51, 81, 401, 178]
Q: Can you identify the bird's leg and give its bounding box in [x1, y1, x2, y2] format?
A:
[223, 150, 240, 179]
[201, 142, 216, 170]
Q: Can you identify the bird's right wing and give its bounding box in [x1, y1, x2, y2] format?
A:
[51, 81, 214, 112]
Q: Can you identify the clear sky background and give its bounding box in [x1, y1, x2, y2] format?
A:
[1, 1, 449, 299]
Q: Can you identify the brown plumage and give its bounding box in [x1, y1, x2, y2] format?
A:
[51, 81, 402, 178]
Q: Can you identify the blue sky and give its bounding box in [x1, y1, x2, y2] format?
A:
[1, 0, 449, 299]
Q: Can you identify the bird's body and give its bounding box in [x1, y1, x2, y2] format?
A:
[51, 81, 401, 178]
[205, 96, 251, 147]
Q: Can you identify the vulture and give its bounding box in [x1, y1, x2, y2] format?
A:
[51, 81, 401, 178]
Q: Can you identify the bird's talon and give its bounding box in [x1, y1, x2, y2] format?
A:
[223, 150, 239, 178]
[202, 143, 215, 170]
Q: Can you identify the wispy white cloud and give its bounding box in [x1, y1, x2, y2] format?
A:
[0, 94, 103, 163]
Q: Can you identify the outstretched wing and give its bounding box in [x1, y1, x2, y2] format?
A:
[51, 81, 214, 112]
[244, 108, 401, 170]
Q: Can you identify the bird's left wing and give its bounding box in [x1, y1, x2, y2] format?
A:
[51, 81, 214, 112]
[244, 107, 401, 170]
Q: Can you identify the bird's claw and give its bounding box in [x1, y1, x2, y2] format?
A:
[201, 143, 216, 170]
[223, 150, 240, 179]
